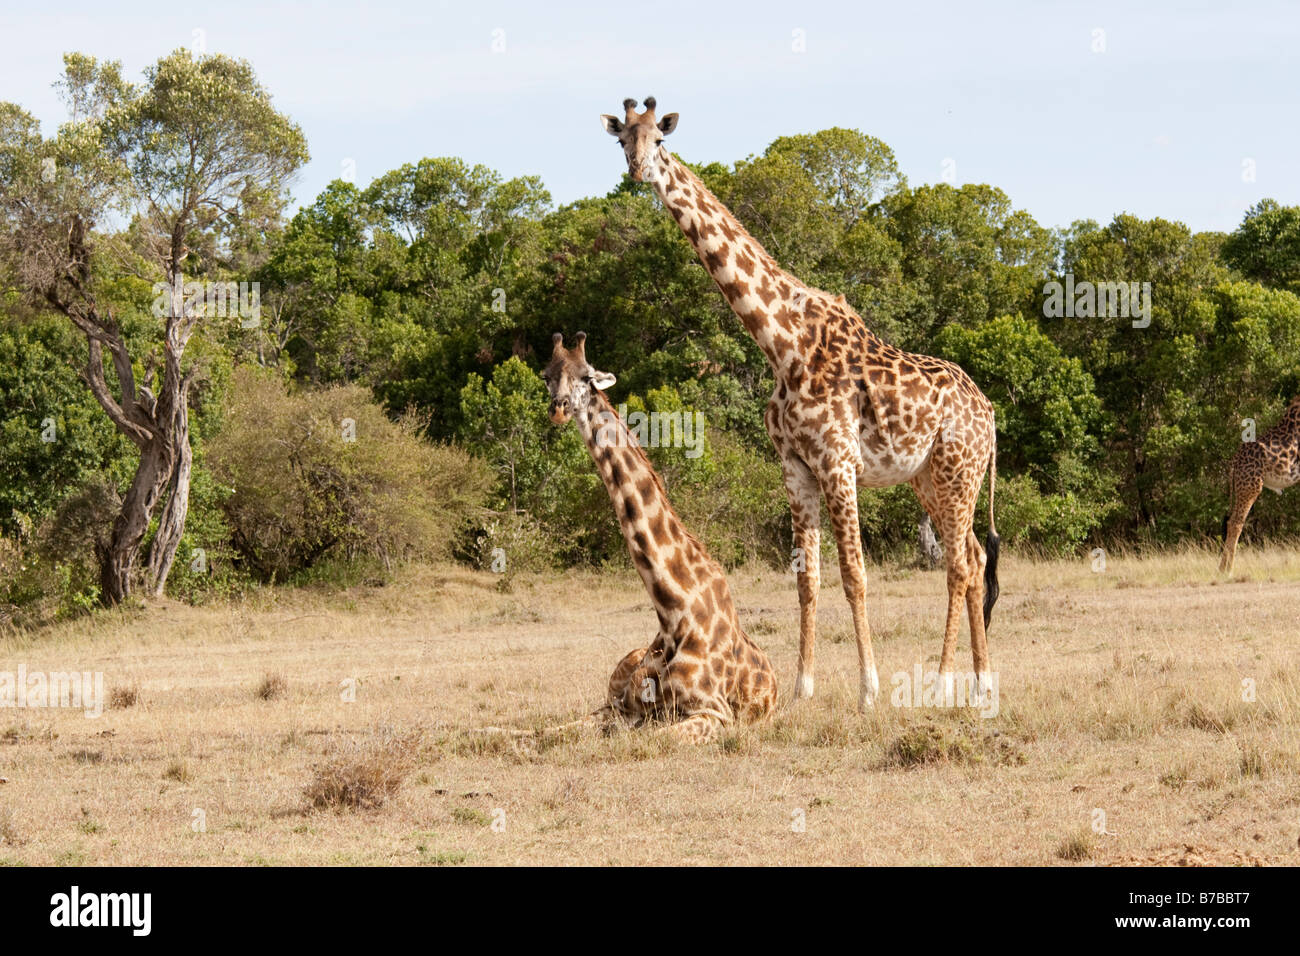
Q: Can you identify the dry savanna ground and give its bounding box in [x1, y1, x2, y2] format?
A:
[1, 546, 1298, 866]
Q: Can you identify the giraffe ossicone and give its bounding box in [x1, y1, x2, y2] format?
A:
[602, 97, 1001, 712]
[539, 332, 778, 744]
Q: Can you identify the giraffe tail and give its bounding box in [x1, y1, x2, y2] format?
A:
[983, 440, 1000, 630]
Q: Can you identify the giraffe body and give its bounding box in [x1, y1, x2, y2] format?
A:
[1221, 397, 1300, 572]
[601, 99, 1000, 710]
[544, 333, 778, 743]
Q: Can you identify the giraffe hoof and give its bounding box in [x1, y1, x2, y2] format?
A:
[857, 668, 880, 712]
[794, 673, 815, 700]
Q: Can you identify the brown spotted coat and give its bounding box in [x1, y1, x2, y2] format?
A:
[1221, 396, 1300, 572]
[544, 333, 778, 743]
[601, 99, 1001, 710]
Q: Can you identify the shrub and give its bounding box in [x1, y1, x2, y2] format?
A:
[0, 479, 116, 627]
[209, 367, 492, 581]
[303, 732, 421, 811]
[255, 673, 288, 701]
[993, 473, 1115, 557]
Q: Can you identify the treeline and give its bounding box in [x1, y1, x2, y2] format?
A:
[3, 51, 1300, 625]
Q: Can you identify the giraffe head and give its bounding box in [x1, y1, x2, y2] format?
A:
[543, 332, 617, 425]
[600, 97, 679, 183]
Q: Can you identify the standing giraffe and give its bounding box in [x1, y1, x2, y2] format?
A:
[1220, 396, 1300, 572]
[600, 98, 1000, 711]
[542, 332, 777, 743]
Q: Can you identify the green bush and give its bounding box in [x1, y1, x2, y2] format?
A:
[990, 473, 1114, 557]
[858, 484, 927, 563]
[0, 482, 109, 629]
[458, 356, 619, 567]
[209, 366, 492, 581]
[0, 314, 135, 538]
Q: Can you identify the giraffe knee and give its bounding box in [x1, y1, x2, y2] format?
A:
[838, 563, 867, 602]
[946, 552, 972, 585]
[796, 569, 819, 603]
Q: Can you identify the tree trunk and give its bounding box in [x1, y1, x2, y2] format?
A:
[145, 397, 192, 597]
[99, 436, 174, 606]
[80, 287, 193, 607]
[917, 513, 943, 569]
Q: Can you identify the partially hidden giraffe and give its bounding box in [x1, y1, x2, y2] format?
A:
[600, 98, 1000, 712]
[1220, 396, 1300, 573]
[541, 331, 778, 743]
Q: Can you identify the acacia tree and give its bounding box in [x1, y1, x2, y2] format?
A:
[0, 50, 306, 604]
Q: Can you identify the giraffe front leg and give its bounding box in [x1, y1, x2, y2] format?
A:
[606, 647, 650, 705]
[781, 454, 822, 701]
[655, 712, 724, 744]
[821, 466, 879, 713]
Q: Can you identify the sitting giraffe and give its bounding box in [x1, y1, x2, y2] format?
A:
[1220, 396, 1300, 572]
[542, 332, 777, 743]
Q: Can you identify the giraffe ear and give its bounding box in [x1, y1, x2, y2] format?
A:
[658, 113, 679, 135]
[589, 370, 617, 391]
[600, 115, 623, 136]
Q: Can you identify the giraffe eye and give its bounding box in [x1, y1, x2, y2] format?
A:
[655, 138, 663, 145]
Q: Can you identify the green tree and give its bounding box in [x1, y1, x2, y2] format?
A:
[1221, 199, 1300, 292]
[934, 314, 1116, 552]
[0, 50, 307, 603]
[1051, 215, 1227, 535]
[882, 183, 1055, 348]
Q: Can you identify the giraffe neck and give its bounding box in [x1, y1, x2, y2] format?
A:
[574, 391, 697, 630]
[650, 149, 811, 373]
[1275, 397, 1300, 438]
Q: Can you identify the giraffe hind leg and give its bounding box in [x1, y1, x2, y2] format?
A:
[915, 457, 985, 692]
[1221, 473, 1262, 573]
[962, 531, 991, 685]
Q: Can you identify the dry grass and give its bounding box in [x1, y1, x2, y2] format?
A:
[109, 684, 139, 710]
[878, 718, 1027, 769]
[302, 731, 421, 811]
[255, 673, 288, 701]
[1056, 830, 1095, 861]
[0, 807, 22, 847]
[0, 544, 1297, 865]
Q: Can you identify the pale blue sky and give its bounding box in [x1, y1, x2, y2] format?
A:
[2, 0, 1295, 233]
